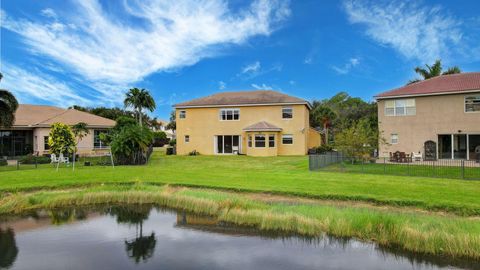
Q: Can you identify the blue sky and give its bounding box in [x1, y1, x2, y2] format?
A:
[1, 0, 480, 119]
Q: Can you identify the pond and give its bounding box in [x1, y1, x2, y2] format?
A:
[0, 205, 477, 270]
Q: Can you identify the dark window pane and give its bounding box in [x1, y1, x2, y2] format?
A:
[268, 135, 275, 147]
[217, 136, 223, 153]
[233, 136, 239, 147]
[224, 136, 233, 153]
[255, 135, 265, 147]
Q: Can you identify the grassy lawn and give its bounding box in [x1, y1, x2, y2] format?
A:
[1, 149, 479, 215]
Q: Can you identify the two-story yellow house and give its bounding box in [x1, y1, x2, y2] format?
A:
[174, 90, 321, 156]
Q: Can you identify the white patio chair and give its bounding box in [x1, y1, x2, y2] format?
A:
[50, 154, 58, 164]
[412, 152, 422, 161]
[59, 153, 70, 164]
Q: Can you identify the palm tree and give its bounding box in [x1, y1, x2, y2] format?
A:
[124, 88, 156, 127]
[0, 73, 19, 128]
[408, 60, 461, 84]
[312, 105, 336, 145]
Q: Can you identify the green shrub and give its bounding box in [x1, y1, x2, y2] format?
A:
[153, 131, 169, 147]
[19, 154, 51, 164]
[169, 139, 176, 146]
[311, 145, 334, 154]
[188, 150, 200, 156]
[110, 125, 153, 165]
[0, 159, 7, 166]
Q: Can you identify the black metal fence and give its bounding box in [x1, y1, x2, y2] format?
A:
[309, 153, 480, 180]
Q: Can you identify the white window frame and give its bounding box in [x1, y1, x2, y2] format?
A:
[248, 135, 253, 148]
[282, 134, 293, 145]
[219, 108, 240, 121]
[385, 99, 416, 116]
[465, 95, 480, 113]
[254, 134, 266, 148]
[268, 134, 275, 148]
[282, 106, 293, 119]
[184, 135, 190, 143]
[179, 110, 186, 119]
[390, 134, 399, 144]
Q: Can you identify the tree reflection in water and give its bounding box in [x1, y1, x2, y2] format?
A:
[107, 205, 157, 264]
[0, 228, 18, 269]
[48, 209, 87, 225]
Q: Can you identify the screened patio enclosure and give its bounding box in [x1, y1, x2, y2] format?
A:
[0, 130, 34, 157]
[438, 134, 480, 160]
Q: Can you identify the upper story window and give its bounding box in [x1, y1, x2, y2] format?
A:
[385, 99, 415, 116]
[465, 95, 480, 112]
[219, 108, 240, 121]
[179, 110, 186, 119]
[282, 107, 293, 119]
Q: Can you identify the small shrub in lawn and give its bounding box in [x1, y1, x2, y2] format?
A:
[19, 154, 51, 164]
[188, 150, 200, 156]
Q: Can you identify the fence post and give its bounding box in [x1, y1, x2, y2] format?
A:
[16, 160, 19, 170]
[383, 157, 386, 174]
[461, 160, 465, 180]
[35, 154, 38, 169]
[308, 155, 312, 171]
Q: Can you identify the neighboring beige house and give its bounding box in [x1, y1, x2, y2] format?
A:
[154, 119, 176, 140]
[375, 72, 480, 160]
[174, 90, 321, 156]
[0, 104, 115, 157]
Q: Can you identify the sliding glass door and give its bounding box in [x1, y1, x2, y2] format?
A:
[216, 135, 240, 154]
[438, 135, 452, 159]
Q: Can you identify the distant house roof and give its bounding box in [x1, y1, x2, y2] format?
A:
[243, 121, 282, 132]
[174, 90, 311, 109]
[11, 104, 116, 128]
[375, 72, 480, 99]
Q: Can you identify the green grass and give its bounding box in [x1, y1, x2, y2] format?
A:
[1, 184, 478, 260]
[322, 161, 480, 180]
[0, 150, 479, 215]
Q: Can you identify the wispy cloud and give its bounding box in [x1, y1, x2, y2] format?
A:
[0, 62, 93, 107]
[332, 57, 360, 74]
[238, 61, 282, 79]
[1, 0, 290, 103]
[218, 81, 227, 90]
[343, 0, 463, 63]
[241, 61, 262, 74]
[251, 83, 274, 90]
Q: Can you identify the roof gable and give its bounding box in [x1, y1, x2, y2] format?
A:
[175, 90, 310, 109]
[376, 72, 480, 99]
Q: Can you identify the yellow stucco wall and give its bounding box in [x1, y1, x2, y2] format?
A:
[378, 92, 480, 158]
[307, 128, 322, 149]
[176, 104, 313, 156]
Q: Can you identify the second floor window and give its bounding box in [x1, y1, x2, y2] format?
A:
[219, 109, 240, 120]
[465, 95, 480, 112]
[385, 99, 415, 116]
[282, 107, 293, 119]
[179, 110, 186, 119]
[391, 134, 399, 144]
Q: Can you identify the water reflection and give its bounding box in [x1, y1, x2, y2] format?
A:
[0, 228, 18, 269]
[0, 206, 478, 270]
[107, 205, 157, 263]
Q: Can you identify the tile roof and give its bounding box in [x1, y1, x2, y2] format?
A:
[243, 121, 282, 132]
[174, 90, 310, 108]
[376, 72, 480, 99]
[11, 104, 116, 128]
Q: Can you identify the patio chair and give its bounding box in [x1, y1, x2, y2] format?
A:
[412, 152, 422, 161]
[399, 152, 407, 163]
[50, 154, 58, 164]
[58, 153, 70, 164]
[389, 152, 395, 162]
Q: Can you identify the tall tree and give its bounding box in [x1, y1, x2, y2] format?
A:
[124, 88, 156, 127]
[311, 105, 336, 145]
[408, 59, 461, 84]
[0, 72, 19, 128]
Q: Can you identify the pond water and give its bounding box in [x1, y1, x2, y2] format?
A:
[0, 205, 477, 270]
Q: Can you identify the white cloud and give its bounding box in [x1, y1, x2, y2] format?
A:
[241, 61, 261, 74]
[289, 80, 295, 85]
[332, 57, 360, 74]
[40, 8, 57, 19]
[1, 0, 290, 103]
[251, 83, 274, 90]
[343, 0, 463, 63]
[218, 81, 227, 90]
[0, 62, 94, 107]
